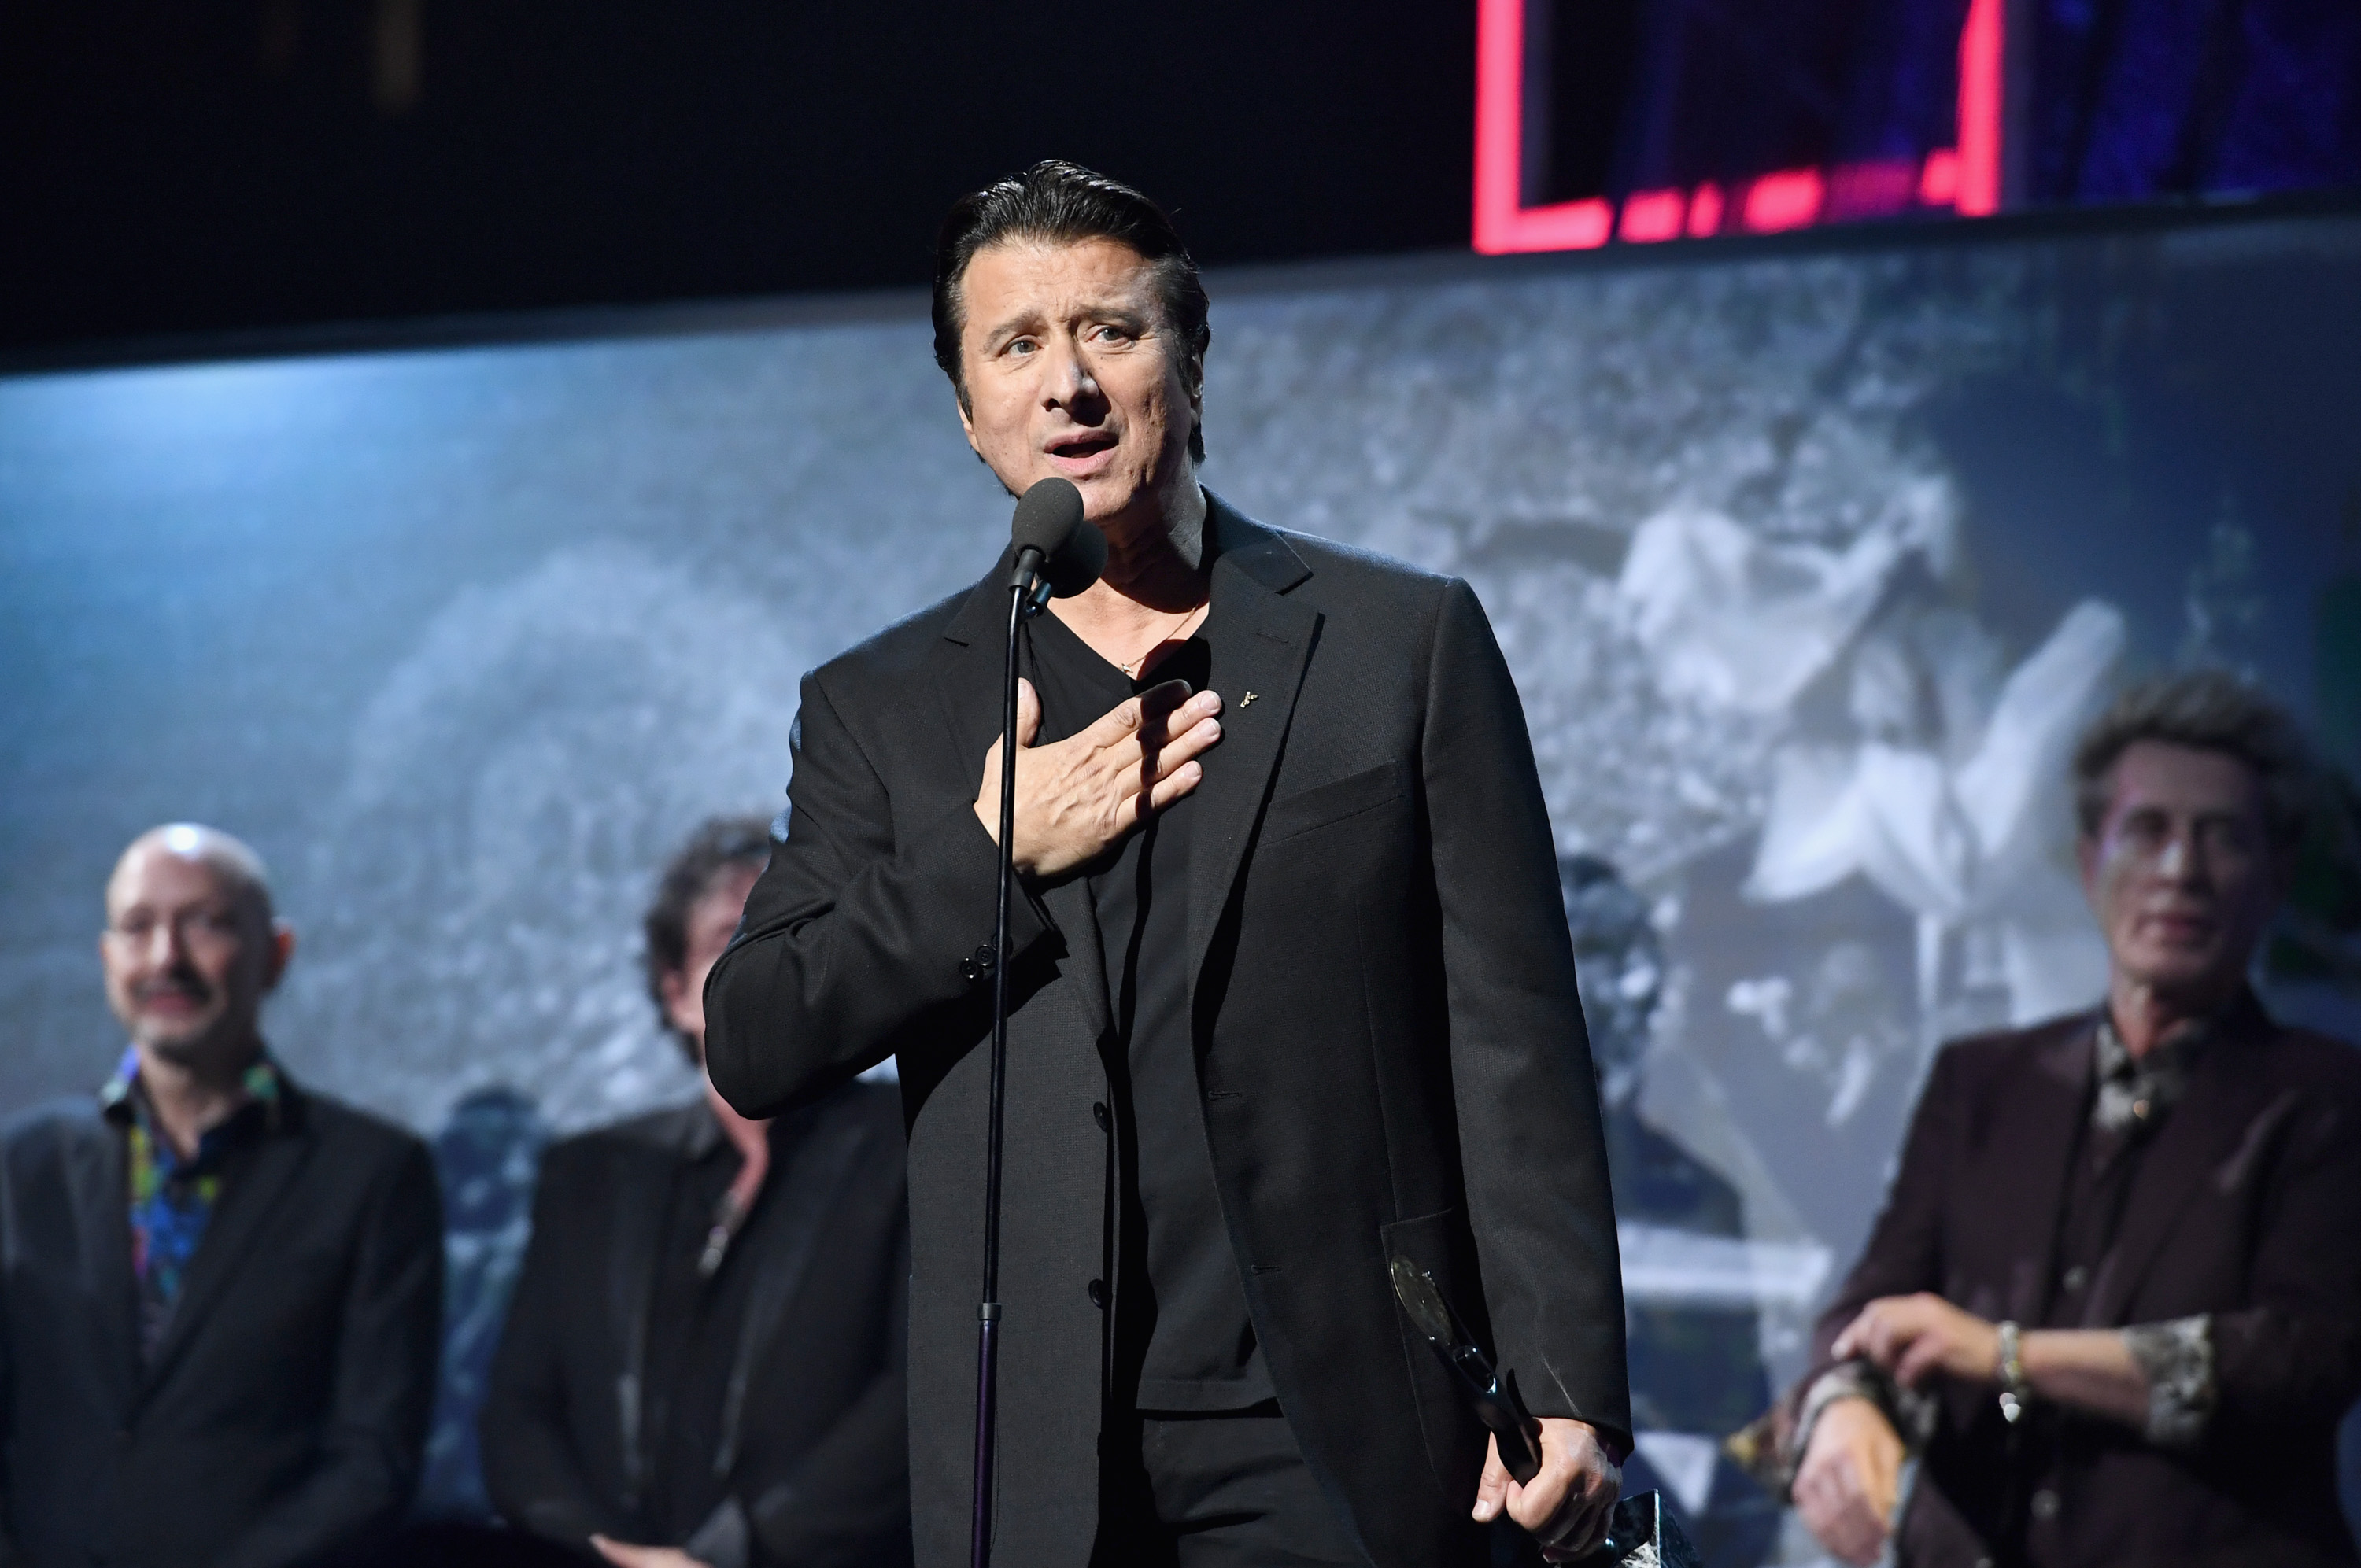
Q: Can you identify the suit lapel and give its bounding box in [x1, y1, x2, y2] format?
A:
[711, 1105, 878, 1478]
[64, 1116, 139, 1415]
[609, 1111, 691, 1496]
[1972, 1016, 2094, 1324]
[138, 1112, 316, 1399]
[1184, 501, 1317, 998]
[932, 548, 1021, 783]
[2083, 1005, 2280, 1327]
[935, 549, 1118, 1044]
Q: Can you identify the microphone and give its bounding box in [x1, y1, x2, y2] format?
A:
[971, 473, 1103, 1568]
[1008, 477, 1104, 600]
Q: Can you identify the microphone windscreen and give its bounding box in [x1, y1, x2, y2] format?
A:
[1044, 513, 1106, 598]
[1011, 477, 1086, 556]
[1011, 478, 1103, 598]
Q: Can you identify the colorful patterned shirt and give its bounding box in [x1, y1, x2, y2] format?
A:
[99, 1047, 283, 1360]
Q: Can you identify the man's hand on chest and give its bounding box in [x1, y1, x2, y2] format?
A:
[975, 677, 1224, 878]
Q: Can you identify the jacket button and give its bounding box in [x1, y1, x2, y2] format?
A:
[958, 958, 978, 982]
[2030, 1489, 2060, 1520]
[2061, 1264, 2089, 1292]
[1092, 1102, 1110, 1131]
[972, 945, 996, 974]
[1088, 1278, 1107, 1308]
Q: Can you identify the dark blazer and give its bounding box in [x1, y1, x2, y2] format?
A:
[480, 1082, 911, 1568]
[1794, 1001, 2361, 1567]
[0, 1072, 443, 1568]
[706, 496, 1630, 1568]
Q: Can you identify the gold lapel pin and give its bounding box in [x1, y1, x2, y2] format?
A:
[1240, 692, 1259, 707]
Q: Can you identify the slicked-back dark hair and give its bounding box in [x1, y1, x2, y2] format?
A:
[931, 160, 1211, 462]
[643, 814, 773, 1059]
[2071, 669, 2315, 848]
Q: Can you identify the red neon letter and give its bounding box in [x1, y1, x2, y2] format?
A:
[1687, 183, 1725, 237]
[1620, 189, 1687, 243]
[1472, 0, 2005, 250]
[1920, 148, 1961, 206]
[1742, 168, 1826, 233]
[1472, 0, 1527, 254]
[1957, 0, 2004, 215]
[1472, 0, 1616, 253]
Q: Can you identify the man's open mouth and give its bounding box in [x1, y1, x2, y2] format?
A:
[1048, 434, 1117, 460]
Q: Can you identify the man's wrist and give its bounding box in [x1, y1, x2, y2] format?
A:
[1786, 1355, 1938, 1494]
[1788, 1363, 1885, 1489]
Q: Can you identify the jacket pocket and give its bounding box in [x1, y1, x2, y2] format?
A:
[1262, 760, 1406, 846]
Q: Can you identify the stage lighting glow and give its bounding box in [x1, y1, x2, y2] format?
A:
[8, 356, 382, 460]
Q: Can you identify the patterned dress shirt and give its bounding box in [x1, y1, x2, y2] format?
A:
[99, 1047, 283, 1360]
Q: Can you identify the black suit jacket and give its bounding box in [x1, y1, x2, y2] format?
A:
[481, 1082, 911, 1568]
[0, 1072, 443, 1568]
[1794, 1001, 2361, 1567]
[707, 497, 1630, 1568]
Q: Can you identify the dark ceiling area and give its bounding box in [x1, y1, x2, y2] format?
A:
[0, 2, 1477, 355]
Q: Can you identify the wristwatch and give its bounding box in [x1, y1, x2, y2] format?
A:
[1996, 1320, 2030, 1424]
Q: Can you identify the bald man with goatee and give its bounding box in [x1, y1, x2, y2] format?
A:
[0, 825, 443, 1568]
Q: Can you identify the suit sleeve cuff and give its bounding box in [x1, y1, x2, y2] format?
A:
[2124, 1315, 2215, 1449]
[915, 799, 1056, 987]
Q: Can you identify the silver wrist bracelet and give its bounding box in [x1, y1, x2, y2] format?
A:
[1996, 1320, 2030, 1424]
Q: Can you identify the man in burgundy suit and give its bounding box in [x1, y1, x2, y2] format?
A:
[1783, 670, 2361, 1567]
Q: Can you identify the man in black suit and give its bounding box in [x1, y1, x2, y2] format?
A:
[0, 824, 443, 1568]
[705, 161, 1629, 1568]
[1782, 672, 2361, 1567]
[482, 817, 911, 1568]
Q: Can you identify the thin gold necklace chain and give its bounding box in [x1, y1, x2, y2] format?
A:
[1118, 602, 1210, 679]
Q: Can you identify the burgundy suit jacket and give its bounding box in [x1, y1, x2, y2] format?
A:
[1794, 997, 2361, 1567]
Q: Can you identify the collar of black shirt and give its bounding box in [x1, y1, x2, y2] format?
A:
[2091, 988, 2263, 1134]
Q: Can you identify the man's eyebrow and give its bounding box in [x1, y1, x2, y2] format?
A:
[983, 298, 1155, 338]
[977, 306, 1047, 346]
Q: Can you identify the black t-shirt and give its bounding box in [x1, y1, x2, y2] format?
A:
[1023, 608, 1274, 1414]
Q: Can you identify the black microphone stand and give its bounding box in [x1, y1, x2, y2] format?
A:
[972, 554, 1049, 1568]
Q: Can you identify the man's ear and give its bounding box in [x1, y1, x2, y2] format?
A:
[657, 966, 696, 1037]
[955, 386, 981, 455]
[955, 387, 1015, 485]
[2075, 833, 2104, 909]
[262, 920, 296, 994]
